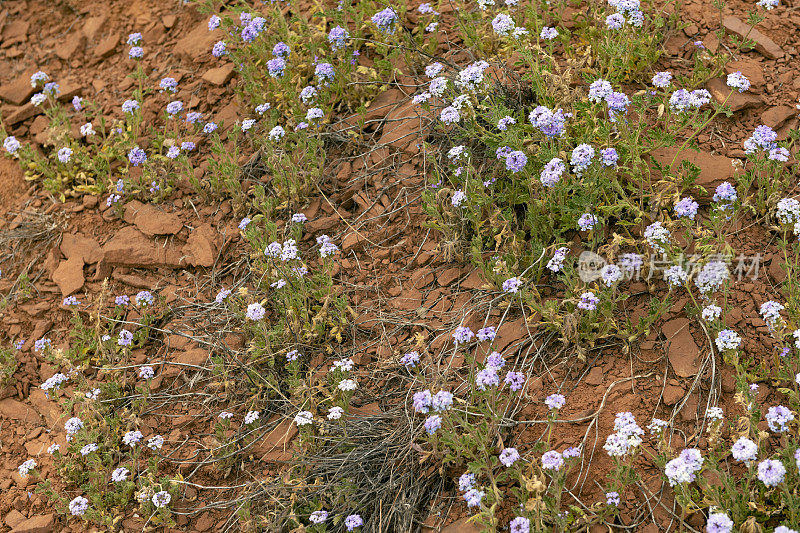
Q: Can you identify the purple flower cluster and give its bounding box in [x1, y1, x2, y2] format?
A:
[529, 106, 568, 137]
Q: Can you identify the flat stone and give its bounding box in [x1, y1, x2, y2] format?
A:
[102, 226, 185, 269]
[760, 105, 795, 130]
[662, 318, 701, 377]
[5, 509, 26, 529]
[129, 203, 183, 236]
[706, 77, 763, 112]
[202, 63, 235, 86]
[94, 33, 119, 58]
[9, 513, 55, 533]
[723, 16, 784, 59]
[60, 233, 102, 264]
[649, 146, 737, 200]
[724, 60, 764, 91]
[663, 382, 686, 405]
[175, 21, 222, 62]
[52, 256, 85, 296]
[0, 399, 41, 425]
[0, 70, 38, 105]
[82, 15, 108, 40]
[5, 103, 41, 126]
[55, 32, 85, 61]
[182, 223, 218, 267]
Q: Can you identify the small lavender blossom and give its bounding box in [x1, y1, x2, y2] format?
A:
[577, 213, 598, 231]
[606, 13, 625, 28]
[123, 430, 143, 447]
[246, 302, 265, 321]
[241, 118, 256, 132]
[644, 221, 671, 253]
[18, 459, 36, 477]
[547, 246, 569, 272]
[424, 414, 442, 434]
[413, 390, 432, 413]
[3, 136, 21, 154]
[139, 366, 154, 379]
[476, 367, 500, 391]
[48, 443, 60, 454]
[758, 458, 786, 487]
[244, 410, 260, 425]
[143, 435, 163, 451]
[152, 491, 171, 508]
[315, 62, 335, 84]
[30, 71, 49, 87]
[726, 71, 751, 92]
[440, 106, 461, 124]
[464, 488, 485, 507]
[122, 99, 139, 114]
[652, 71, 673, 88]
[166, 146, 180, 159]
[502, 277, 522, 293]
[757, 0, 779, 8]
[600, 147, 619, 166]
[776, 198, 800, 224]
[80, 122, 95, 136]
[701, 304, 722, 321]
[588, 79, 612, 102]
[371, 7, 398, 33]
[62, 296, 79, 306]
[545, 393, 566, 410]
[129, 46, 144, 59]
[477, 326, 496, 341]
[570, 143, 594, 174]
[601, 264, 622, 286]
[731, 437, 758, 465]
[505, 150, 527, 173]
[505, 371, 525, 391]
[81, 443, 98, 455]
[41, 373, 68, 392]
[295, 411, 314, 426]
[769, 146, 791, 162]
[606, 492, 620, 506]
[529, 106, 568, 137]
[458, 472, 476, 491]
[540, 157, 566, 187]
[760, 300, 785, 329]
[57, 147, 72, 163]
[69, 496, 89, 516]
[674, 196, 699, 219]
[65, 417, 84, 436]
[540, 26, 558, 39]
[541, 450, 564, 470]
[664, 265, 688, 286]
[128, 146, 147, 166]
[715, 329, 741, 351]
[112, 467, 129, 482]
[118, 329, 133, 346]
[744, 125, 778, 153]
[577, 291, 599, 311]
[400, 351, 420, 367]
[713, 182, 738, 205]
[269, 126, 285, 141]
[453, 326, 474, 345]
[486, 352, 505, 369]
[499, 448, 520, 467]
[707, 513, 734, 533]
[136, 290, 154, 306]
[765, 405, 794, 432]
[492, 13, 516, 36]
[34, 338, 51, 352]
